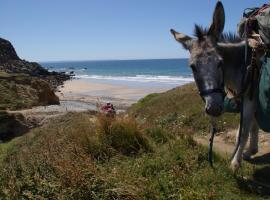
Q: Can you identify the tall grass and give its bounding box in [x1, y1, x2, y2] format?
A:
[0, 112, 151, 199]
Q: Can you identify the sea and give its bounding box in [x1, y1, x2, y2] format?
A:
[40, 58, 193, 89]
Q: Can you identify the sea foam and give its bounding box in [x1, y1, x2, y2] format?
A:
[75, 74, 194, 84]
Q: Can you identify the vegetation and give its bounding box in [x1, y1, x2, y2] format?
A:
[129, 83, 240, 135]
[0, 83, 269, 199]
[0, 72, 59, 110]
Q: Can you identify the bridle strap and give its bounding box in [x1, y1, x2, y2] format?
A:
[199, 88, 225, 97]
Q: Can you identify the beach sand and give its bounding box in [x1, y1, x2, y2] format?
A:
[9, 78, 175, 122]
[56, 79, 171, 110]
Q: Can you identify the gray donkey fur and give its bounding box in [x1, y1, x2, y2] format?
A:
[171, 1, 262, 171]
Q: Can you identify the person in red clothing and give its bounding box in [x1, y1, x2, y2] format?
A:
[100, 102, 116, 116]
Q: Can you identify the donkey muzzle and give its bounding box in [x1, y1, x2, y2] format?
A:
[205, 96, 224, 117]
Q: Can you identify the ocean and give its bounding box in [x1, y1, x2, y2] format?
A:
[40, 59, 193, 88]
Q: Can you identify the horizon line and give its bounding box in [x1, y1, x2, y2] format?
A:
[37, 57, 189, 63]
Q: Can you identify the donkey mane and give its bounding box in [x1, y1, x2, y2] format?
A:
[194, 24, 242, 43]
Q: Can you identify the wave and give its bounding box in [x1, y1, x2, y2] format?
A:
[75, 74, 194, 84]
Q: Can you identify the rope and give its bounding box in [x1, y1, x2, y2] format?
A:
[208, 125, 217, 167]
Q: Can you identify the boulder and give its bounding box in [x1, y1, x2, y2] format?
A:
[0, 111, 29, 141]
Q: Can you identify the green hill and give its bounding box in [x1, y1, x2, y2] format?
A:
[0, 84, 268, 199]
[128, 83, 240, 135]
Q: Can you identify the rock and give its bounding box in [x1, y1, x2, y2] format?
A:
[0, 111, 29, 141]
[0, 37, 69, 140]
[0, 73, 60, 110]
[31, 78, 60, 105]
[0, 38, 20, 64]
[0, 37, 71, 89]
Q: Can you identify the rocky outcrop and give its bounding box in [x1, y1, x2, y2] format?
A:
[0, 38, 20, 63]
[0, 37, 69, 110]
[0, 37, 70, 89]
[0, 38, 68, 141]
[0, 72, 59, 110]
[31, 78, 60, 105]
[0, 111, 29, 141]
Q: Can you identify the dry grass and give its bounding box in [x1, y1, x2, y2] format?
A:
[0, 112, 151, 199]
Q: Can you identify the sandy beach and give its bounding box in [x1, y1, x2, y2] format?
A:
[56, 78, 173, 110]
[9, 78, 177, 119]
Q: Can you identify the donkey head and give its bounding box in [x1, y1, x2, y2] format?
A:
[171, 1, 225, 117]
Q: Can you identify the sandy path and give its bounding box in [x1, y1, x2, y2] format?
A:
[194, 129, 270, 160]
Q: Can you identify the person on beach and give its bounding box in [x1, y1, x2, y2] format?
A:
[101, 102, 116, 117]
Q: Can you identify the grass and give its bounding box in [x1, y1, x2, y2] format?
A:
[0, 83, 269, 199]
[129, 83, 240, 135]
[0, 112, 152, 199]
[0, 72, 59, 110]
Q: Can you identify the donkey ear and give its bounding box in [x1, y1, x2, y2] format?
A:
[208, 1, 225, 41]
[170, 29, 192, 50]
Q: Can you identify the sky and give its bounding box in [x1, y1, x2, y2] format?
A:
[0, 0, 268, 62]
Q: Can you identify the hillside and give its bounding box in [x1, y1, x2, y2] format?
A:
[0, 37, 71, 141]
[0, 37, 70, 111]
[0, 84, 269, 199]
[128, 83, 240, 134]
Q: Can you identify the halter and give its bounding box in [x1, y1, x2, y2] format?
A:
[199, 87, 225, 98]
[195, 65, 226, 168]
[198, 65, 226, 100]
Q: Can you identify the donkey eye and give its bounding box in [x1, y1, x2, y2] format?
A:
[190, 64, 197, 72]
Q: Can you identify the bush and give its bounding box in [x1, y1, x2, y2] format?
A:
[98, 115, 152, 156]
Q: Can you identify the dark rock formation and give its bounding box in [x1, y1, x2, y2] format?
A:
[0, 38, 20, 63]
[0, 37, 69, 110]
[0, 38, 69, 141]
[0, 111, 29, 141]
[0, 37, 71, 89]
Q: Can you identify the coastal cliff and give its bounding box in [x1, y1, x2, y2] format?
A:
[0, 38, 70, 89]
[0, 37, 72, 110]
[0, 37, 70, 140]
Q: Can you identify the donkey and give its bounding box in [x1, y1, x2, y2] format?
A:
[170, 1, 261, 171]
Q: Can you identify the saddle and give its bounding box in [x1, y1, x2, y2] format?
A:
[225, 4, 270, 132]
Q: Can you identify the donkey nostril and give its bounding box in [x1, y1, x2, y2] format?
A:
[205, 104, 223, 116]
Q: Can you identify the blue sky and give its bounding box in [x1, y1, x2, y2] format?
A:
[0, 0, 267, 61]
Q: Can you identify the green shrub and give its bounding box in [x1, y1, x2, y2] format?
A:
[98, 115, 152, 156]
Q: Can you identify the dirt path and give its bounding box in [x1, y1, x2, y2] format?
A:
[194, 129, 270, 159]
[6, 100, 98, 128]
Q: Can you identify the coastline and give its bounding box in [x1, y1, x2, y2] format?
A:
[55, 78, 176, 110]
[10, 77, 184, 118]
